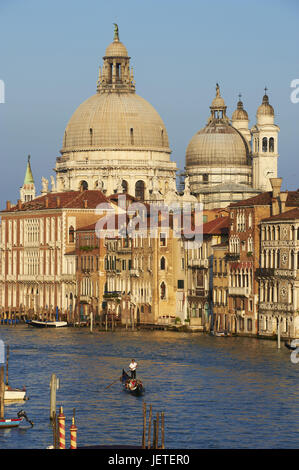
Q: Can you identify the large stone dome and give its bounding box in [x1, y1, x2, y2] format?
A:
[186, 121, 249, 167]
[61, 92, 170, 153]
[55, 26, 176, 198]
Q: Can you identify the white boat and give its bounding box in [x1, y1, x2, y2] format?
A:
[27, 320, 68, 328]
[4, 386, 27, 401]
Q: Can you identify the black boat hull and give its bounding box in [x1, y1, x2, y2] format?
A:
[121, 370, 145, 396]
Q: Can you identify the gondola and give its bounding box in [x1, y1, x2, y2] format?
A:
[121, 369, 145, 396]
[284, 341, 297, 350]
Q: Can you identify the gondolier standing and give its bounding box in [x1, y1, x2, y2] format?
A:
[129, 359, 137, 379]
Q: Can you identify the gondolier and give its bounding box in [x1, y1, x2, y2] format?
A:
[129, 359, 137, 379]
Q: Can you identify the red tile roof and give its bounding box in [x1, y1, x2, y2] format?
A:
[229, 190, 299, 208]
[1, 190, 111, 212]
[203, 216, 229, 235]
[261, 207, 299, 222]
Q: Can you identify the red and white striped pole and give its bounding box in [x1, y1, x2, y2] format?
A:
[58, 406, 66, 449]
[70, 416, 78, 449]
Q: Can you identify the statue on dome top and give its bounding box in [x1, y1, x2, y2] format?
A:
[113, 23, 119, 41]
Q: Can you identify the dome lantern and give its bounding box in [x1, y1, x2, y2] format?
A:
[97, 24, 135, 94]
[207, 84, 230, 124]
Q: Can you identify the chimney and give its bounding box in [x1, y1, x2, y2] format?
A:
[270, 178, 282, 215]
[56, 196, 60, 208]
[17, 199, 22, 210]
[45, 197, 49, 208]
[270, 178, 282, 198]
[6, 200, 11, 211]
[84, 200, 88, 208]
[279, 192, 288, 214]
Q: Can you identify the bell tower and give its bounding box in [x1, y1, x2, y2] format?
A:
[251, 89, 280, 191]
[20, 155, 36, 202]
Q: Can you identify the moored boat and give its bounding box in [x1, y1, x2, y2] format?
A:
[121, 369, 145, 396]
[4, 385, 27, 402]
[27, 320, 68, 328]
[285, 341, 297, 350]
[0, 410, 33, 429]
[210, 330, 231, 337]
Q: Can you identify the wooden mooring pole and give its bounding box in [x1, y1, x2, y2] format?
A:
[142, 402, 147, 448]
[0, 366, 4, 419]
[143, 403, 165, 449]
[52, 411, 58, 449]
[277, 317, 281, 349]
[50, 373, 59, 420]
[6, 345, 9, 386]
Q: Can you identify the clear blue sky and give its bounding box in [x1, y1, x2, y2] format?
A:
[0, 0, 299, 203]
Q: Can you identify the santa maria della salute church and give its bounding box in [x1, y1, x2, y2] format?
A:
[20, 25, 279, 208]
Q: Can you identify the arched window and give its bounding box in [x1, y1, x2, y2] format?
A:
[160, 256, 166, 270]
[135, 180, 145, 200]
[122, 180, 128, 193]
[89, 128, 93, 145]
[262, 137, 268, 152]
[160, 282, 166, 300]
[80, 180, 88, 191]
[269, 137, 274, 152]
[130, 128, 134, 145]
[161, 129, 164, 146]
[69, 226, 75, 243]
[203, 174, 209, 183]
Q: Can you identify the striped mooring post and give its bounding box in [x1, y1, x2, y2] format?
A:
[70, 415, 77, 449]
[58, 406, 66, 449]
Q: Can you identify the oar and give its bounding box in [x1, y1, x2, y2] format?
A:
[104, 376, 122, 390]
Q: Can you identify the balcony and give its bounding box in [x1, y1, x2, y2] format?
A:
[256, 268, 297, 279]
[188, 288, 209, 298]
[259, 302, 294, 312]
[225, 253, 240, 261]
[188, 259, 209, 269]
[103, 291, 122, 300]
[255, 268, 275, 277]
[129, 269, 140, 277]
[228, 286, 250, 297]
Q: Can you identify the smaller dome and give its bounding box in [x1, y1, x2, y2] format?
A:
[186, 122, 249, 167]
[105, 40, 128, 57]
[232, 100, 248, 121]
[257, 94, 274, 117]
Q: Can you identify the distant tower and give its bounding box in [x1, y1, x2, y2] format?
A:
[20, 155, 36, 202]
[231, 94, 251, 145]
[251, 89, 280, 191]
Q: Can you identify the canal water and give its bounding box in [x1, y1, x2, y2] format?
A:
[0, 325, 298, 449]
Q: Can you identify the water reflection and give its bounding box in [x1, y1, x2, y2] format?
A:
[0, 325, 298, 448]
